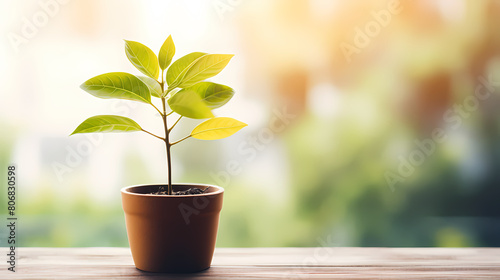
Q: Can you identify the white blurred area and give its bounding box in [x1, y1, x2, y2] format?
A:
[0, 0, 277, 204]
[0, 0, 304, 204]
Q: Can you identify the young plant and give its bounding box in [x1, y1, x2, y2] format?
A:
[71, 36, 247, 195]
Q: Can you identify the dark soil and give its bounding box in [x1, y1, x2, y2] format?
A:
[152, 186, 211, 196]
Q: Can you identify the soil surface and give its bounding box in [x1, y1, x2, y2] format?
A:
[152, 187, 210, 196]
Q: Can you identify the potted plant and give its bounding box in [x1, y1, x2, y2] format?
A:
[71, 35, 246, 272]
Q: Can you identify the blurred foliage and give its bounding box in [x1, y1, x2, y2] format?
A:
[2, 0, 500, 248]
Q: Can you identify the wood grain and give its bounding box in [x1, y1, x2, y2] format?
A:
[1, 247, 499, 279]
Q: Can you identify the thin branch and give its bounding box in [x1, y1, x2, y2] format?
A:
[168, 116, 183, 132]
[141, 129, 164, 141]
[171, 135, 192, 146]
[166, 110, 175, 116]
[150, 103, 163, 117]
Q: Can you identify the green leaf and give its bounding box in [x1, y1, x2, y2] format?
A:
[80, 72, 151, 104]
[71, 115, 142, 135]
[191, 117, 247, 140]
[124, 40, 159, 79]
[167, 89, 214, 119]
[136, 75, 161, 98]
[159, 35, 175, 70]
[179, 82, 234, 109]
[166, 52, 207, 88]
[176, 54, 234, 88]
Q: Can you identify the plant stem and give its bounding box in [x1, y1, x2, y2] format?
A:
[141, 129, 164, 141]
[162, 98, 172, 195]
[151, 103, 163, 117]
[169, 116, 183, 132]
[160, 70, 173, 195]
[171, 135, 191, 146]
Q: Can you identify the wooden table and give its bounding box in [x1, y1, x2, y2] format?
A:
[2, 247, 499, 279]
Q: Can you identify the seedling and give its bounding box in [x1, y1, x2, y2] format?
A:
[71, 36, 246, 195]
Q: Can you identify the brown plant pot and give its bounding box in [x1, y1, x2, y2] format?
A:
[121, 184, 224, 273]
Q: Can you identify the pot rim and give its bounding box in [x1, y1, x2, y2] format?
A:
[120, 183, 224, 198]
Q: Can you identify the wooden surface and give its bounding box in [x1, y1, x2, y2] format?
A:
[2, 247, 499, 279]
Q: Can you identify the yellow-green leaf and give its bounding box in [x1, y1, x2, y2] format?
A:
[183, 82, 234, 109]
[191, 117, 247, 140]
[166, 52, 207, 87]
[125, 40, 159, 79]
[136, 75, 161, 98]
[176, 54, 234, 88]
[71, 115, 142, 135]
[159, 35, 175, 70]
[80, 72, 151, 104]
[167, 89, 214, 119]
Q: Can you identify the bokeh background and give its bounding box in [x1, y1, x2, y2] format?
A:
[1, 0, 499, 247]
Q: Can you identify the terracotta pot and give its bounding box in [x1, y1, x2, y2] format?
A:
[121, 184, 224, 273]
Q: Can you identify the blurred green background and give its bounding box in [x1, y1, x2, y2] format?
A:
[1, 0, 499, 248]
